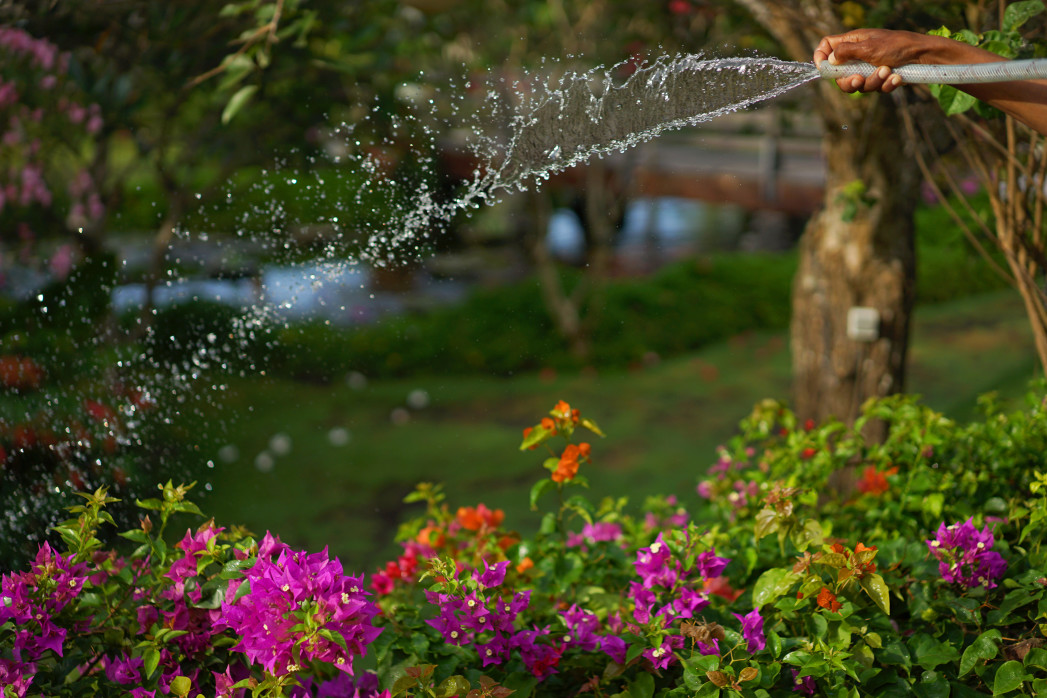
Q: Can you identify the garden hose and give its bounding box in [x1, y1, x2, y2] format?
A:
[817, 58, 1047, 84]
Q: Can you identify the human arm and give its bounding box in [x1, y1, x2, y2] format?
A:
[813, 28, 1047, 136]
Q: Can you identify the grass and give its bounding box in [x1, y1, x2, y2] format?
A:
[190, 289, 1041, 575]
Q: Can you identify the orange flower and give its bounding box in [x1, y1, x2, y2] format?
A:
[703, 576, 743, 602]
[551, 458, 579, 483]
[456, 504, 504, 531]
[516, 557, 534, 574]
[540, 417, 557, 434]
[856, 465, 898, 496]
[416, 525, 445, 548]
[552, 443, 589, 483]
[816, 587, 842, 613]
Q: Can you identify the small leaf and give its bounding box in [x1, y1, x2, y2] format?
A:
[933, 84, 979, 116]
[960, 629, 1001, 677]
[221, 84, 258, 125]
[391, 675, 417, 698]
[435, 675, 471, 698]
[992, 660, 1029, 695]
[519, 424, 552, 450]
[706, 670, 730, 687]
[922, 493, 944, 518]
[738, 667, 758, 682]
[169, 676, 192, 697]
[860, 573, 891, 615]
[143, 648, 160, 679]
[580, 417, 605, 437]
[1003, 0, 1045, 32]
[910, 633, 959, 671]
[753, 568, 799, 607]
[627, 672, 655, 698]
[754, 508, 780, 541]
[529, 478, 556, 510]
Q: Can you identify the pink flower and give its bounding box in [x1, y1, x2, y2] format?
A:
[734, 608, 766, 653]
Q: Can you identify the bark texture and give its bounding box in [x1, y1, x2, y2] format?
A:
[736, 0, 921, 436]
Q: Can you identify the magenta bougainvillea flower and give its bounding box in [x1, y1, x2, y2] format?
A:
[791, 668, 817, 695]
[734, 608, 766, 653]
[214, 535, 382, 677]
[926, 518, 1007, 589]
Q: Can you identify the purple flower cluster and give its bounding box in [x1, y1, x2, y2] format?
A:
[566, 521, 623, 549]
[734, 608, 766, 653]
[622, 534, 731, 669]
[215, 532, 383, 677]
[790, 668, 816, 695]
[424, 560, 546, 672]
[695, 448, 759, 515]
[926, 518, 1007, 589]
[0, 542, 87, 696]
[0, 26, 63, 72]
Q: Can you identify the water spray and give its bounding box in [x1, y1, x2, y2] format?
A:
[817, 58, 1047, 83]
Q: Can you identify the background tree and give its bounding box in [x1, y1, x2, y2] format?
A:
[900, 2, 1047, 375]
[731, 0, 974, 437]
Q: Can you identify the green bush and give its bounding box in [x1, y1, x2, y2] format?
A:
[9, 389, 1047, 696]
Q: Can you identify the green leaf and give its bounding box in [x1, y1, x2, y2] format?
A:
[683, 654, 720, 691]
[1003, 0, 1045, 32]
[529, 478, 556, 510]
[169, 676, 192, 697]
[626, 641, 647, 664]
[922, 493, 944, 519]
[520, 424, 552, 450]
[754, 508, 780, 541]
[791, 519, 824, 551]
[435, 675, 471, 698]
[135, 498, 164, 511]
[143, 647, 160, 679]
[581, 417, 605, 437]
[118, 529, 150, 543]
[910, 633, 959, 671]
[914, 671, 950, 698]
[221, 84, 257, 125]
[933, 84, 979, 115]
[391, 674, 417, 698]
[753, 568, 799, 607]
[1024, 647, 1047, 671]
[766, 630, 783, 659]
[628, 672, 655, 698]
[860, 573, 891, 615]
[992, 660, 1029, 695]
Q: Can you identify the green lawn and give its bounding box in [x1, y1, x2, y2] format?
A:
[194, 290, 1040, 575]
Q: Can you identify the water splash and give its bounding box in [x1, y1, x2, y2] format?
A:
[364, 54, 818, 260]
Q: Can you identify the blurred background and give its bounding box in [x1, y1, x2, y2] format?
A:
[0, 0, 1042, 573]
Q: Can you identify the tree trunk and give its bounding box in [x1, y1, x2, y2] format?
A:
[735, 0, 921, 436]
[791, 100, 918, 435]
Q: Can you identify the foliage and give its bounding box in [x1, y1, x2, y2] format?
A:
[6, 391, 1047, 696]
[907, 1, 1047, 374]
[366, 394, 1047, 697]
[0, 482, 384, 697]
[252, 242, 1004, 382]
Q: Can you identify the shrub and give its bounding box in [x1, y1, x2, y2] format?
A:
[5, 390, 1047, 696]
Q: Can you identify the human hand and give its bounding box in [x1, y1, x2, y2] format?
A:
[814, 29, 919, 93]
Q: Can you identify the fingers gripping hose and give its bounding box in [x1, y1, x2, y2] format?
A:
[818, 59, 1047, 84]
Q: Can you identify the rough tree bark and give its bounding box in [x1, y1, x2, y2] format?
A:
[735, 0, 923, 438]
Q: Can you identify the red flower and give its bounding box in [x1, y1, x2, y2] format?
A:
[552, 443, 589, 483]
[856, 466, 898, 496]
[800, 447, 817, 460]
[816, 587, 842, 613]
[456, 504, 504, 531]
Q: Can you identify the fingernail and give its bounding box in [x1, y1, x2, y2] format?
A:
[877, 66, 890, 79]
[828, 51, 839, 65]
[889, 75, 902, 87]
